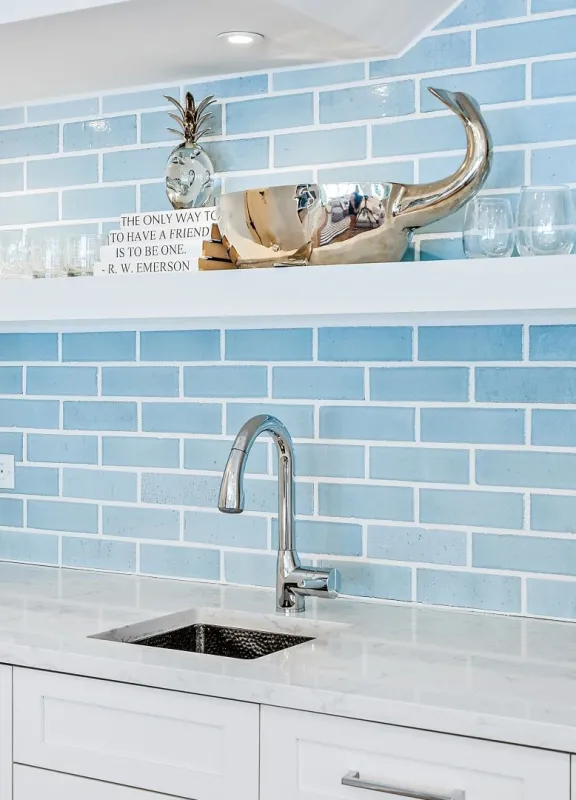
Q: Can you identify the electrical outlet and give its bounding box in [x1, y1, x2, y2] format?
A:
[0, 455, 15, 490]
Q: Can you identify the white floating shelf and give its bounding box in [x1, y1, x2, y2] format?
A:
[1, 256, 576, 332]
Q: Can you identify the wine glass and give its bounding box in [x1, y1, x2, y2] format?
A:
[463, 197, 515, 259]
[516, 185, 576, 256]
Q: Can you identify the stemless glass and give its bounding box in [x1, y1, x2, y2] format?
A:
[65, 234, 105, 277]
[0, 236, 32, 279]
[463, 196, 515, 258]
[31, 236, 66, 279]
[516, 185, 576, 256]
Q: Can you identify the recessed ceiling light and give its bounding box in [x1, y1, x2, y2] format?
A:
[218, 31, 265, 45]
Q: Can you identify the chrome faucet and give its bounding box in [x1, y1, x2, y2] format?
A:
[219, 415, 341, 614]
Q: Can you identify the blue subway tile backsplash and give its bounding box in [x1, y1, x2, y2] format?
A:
[3, 0, 576, 619]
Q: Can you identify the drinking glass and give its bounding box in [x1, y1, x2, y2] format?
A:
[463, 197, 515, 258]
[31, 237, 66, 279]
[65, 234, 105, 277]
[516, 185, 576, 256]
[0, 236, 32, 279]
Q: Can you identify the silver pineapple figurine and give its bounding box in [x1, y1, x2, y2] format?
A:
[164, 92, 216, 209]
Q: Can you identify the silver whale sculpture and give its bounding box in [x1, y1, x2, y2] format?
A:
[217, 87, 493, 267]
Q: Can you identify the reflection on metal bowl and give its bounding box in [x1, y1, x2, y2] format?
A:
[217, 88, 493, 268]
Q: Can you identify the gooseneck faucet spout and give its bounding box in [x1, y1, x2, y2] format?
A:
[219, 415, 340, 614]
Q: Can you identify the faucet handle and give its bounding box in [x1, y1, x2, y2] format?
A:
[290, 566, 341, 600]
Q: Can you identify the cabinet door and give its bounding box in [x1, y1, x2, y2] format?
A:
[14, 765, 180, 800]
[261, 706, 570, 800]
[0, 666, 11, 800]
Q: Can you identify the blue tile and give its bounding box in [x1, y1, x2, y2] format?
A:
[224, 551, 275, 588]
[141, 107, 222, 144]
[484, 102, 576, 147]
[371, 367, 469, 401]
[420, 488, 523, 529]
[184, 366, 268, 398]
[0, 466, 58, 497]
[531, 494, 576, 534]
[419, 325, 523, 362]
[0, 367, 21, 394]
[102, 87, 179, 113]
[63, 468, 137, 502]
[371, 446, 469, 484]
[275, 127, 367, 168]
[62, 332, 136, 362]
[102, 436, 179, 468]
[186, 75, 268, 98]
[419, 238, 465, 261]
[27, 367, 97, 396]
[63, 402, 138, 431]
[225, 328, 312, 361]
[0, 194, 58, 226]
[0, 162, 24, 192]
[533, 58, 576, 100]
[373, 114, 465, 158]
[102, 367, 179, 397]
[436, 0, 527, 27]
[274, 63, 365, 91]
[476, 367, 576, 403]
[184, 438, 267, 474]
[368, 525, 467, 566]
[62, 537, 136, 572]
[204, 138, 269, 172]
[27, 434, 98, 465]
[320, 406, 415, 442]
[140, 543, 220, 580]
[140, 330, 219, 361]
[0, 399, 59, 429]
[532, 0, 574, 8]
[140, 182, 170, 212]
[142, 403, 221, 434]
[417, 569, 521, 613]
[184, 510, 268, 549]
[289, 443, 364, 479]
[0, 498, 22, 528]
[142, 472, 223, 507]
[370, 32, 471, 79]
[242, 478, 313, 515]
[527, 579, 576, 620]
[28, 98, 99, 123]
[27, 155, 99, 189]
[28, 499, 98, 534]
[530, 325, 576, 361]
[532, 145, 576, 184]
[419, 150, 525, 191]
[477, 16, 576, 63]
[318, 161, 415, 185]
[103, 147, 171, 182]
[0, 433, 23, 460]
[225, 169, 315, 193]
[273, 366, 364, 400]
[320, 81, 415, 124]
[226, 403, 314, 438]
[532, 410, 576, 448]
[0, 125, 59, 158]
[227, 94, 314, 135]
[319, 326, 412, 362]
[273, 518, 362, 556]
[103, 505, 180, 541]
[63, 116, 137, 151]
[319, 482, 413, 521]
[320, 559, 411, 601]
[62, 186, 136, 220]
[421, 408, 525, 445]
[474, 532, 576, 577]
[477, 450, 576, 490]
[0, 531, 58, 566]
[0, 107, 24, 126]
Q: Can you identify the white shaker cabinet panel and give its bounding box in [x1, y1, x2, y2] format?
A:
[13, 668, 259, 800]
[14, 766, 182, 800]
[0, 667, 11, 800]
[261, 706, 570, 800]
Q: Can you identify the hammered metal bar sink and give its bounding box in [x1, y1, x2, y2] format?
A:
[129, 623, 314, 660]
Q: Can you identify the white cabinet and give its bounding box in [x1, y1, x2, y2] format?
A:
[261, 707, 570, 800]
[0, 667, 11, 800]
[13, 669, 259, 800]
[14, 766, 180, 800]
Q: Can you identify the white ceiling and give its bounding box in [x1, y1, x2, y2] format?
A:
[0, 0, 457, 106]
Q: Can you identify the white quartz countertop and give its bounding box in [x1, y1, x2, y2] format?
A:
[0, 563, 574, 754]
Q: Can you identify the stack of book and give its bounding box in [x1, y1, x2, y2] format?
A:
[94, 207, 218, 276]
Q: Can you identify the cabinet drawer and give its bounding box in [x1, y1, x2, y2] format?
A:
[14, 668, 258, 800]
[261, 707, 569, 800]
[14, 766, 182, 800]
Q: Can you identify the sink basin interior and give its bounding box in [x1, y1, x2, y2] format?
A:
[121, 622, 314, 660]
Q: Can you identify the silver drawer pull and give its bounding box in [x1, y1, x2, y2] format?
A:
[342, 771, 465, 800]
